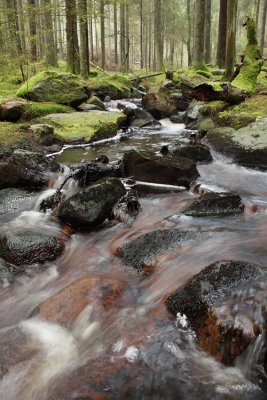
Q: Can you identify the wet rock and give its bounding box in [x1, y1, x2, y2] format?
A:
[170, 112, 187, 124]
[77, 104, 101, 112]
[112, 190, 141, 224]
[122, 150, 199, 188]
[71, 161, 124, 188]
[123, 107, 161, 128]
[166, 260, 265, 364]
[0, 259, 23, 282]
[87, 95, 106, 111]
[0, 149, 60, 189]
[30, 275, 124, 327]
[0, 231, 65, 266]
[170, 144, 213, 163]
[170, 92, 190, 111]
[29, 124, 55, 145]
[0, 188, 34, 221]
[207, 119, 267, 170]
[16, 71, 90, 107]
[180, 192, 244, 217]
[115, 229, 208, 271]
[0, 100, 26, 122]
[57, 177, 126, 230]
[142, 87, 178, 119]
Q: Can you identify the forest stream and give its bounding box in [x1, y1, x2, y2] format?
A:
[0, 99, 267, 400]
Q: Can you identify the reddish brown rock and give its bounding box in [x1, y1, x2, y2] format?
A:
[30, 276, 125, 327]
[0, 100, 26, 122]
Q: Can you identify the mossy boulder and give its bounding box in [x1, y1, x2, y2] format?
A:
[166, 260, 265, 365]
[180, 192, 244, 217]
[0, 122, 41, 153]
[88, 73, 133, 100]
[142, 87, 178, 119]
[170, 144, 213, 163]
[87, 95, 106, 110]
[0, 231, 65, 266]
[115, 229, 208, 271]
[57, 177, 126, 230]
[199, 100, 230, 116]
[16, 71, 90, 107]
[207, 118, 267, 170]
[122, 150, 199, 188]
[40, 111, 126, 143]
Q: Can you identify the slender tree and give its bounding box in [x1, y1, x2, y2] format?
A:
[28, 0, 37, 61]
[260, 0, 267, 53]
[187, 0, 192, 66]
[194, 0, 206, 69]
[43, 0, 58, 66]
[204, 0, 212, 64]
[100, 0, 105, 69]
[225, 0, 237, 79]
[78, 0, 89, 78]
[65, 0, 80, 74]
[154, 0, 163, 70]
[216, 0, 227, 68]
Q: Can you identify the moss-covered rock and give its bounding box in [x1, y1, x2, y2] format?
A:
[206, 118, 267, 170]
[87, 95, 106, 110]
[16, 71, 90, 107]
[0, 122, 41, 154]
[142, 87, 178, 119]
[232, 17, 263, 94]
[199, 101, 230, 116]
[40, 111, 126, 142]
[88, 73, 133, 100]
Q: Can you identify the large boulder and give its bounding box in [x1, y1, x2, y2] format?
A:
[115, 229, 208, 271]
[30, 275, 124, 328]
[0, 149, 60, 189]
[0, 100, 26, 122]
[122, 150, 199, 188]
[57, 177, 126, 230]
[142, 87, 178, 119]
[0, 231, 65, 266]
[16, 71, 90, 107]
[170, 144, 213, 163]
[206, 119, 267, 170]
[166, 260, 266, 365]
[41, 111, 126, 143]
[88, 74, 133, 100]
[123, 107, 161, 128]
[180, 192, 244, 217]
[0, 188, 34, 221]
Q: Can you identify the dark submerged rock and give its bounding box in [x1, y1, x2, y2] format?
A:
[123, 107, 161, 128]
[170, 112, 187, 124]
[0, 232, 65, 266]
[116, 229, 208, 271]
[122, 150, 199, 188]
[166, 260, 265, 364]
[181, 192, 244, 217]
[57, 177, 126, 230]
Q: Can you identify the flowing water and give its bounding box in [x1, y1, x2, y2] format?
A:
[0, 103, 267, 399]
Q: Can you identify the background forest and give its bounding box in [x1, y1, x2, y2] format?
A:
[0, 0, 266, 82]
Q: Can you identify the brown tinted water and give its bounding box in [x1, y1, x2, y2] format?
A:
[0, 116, 267, 400]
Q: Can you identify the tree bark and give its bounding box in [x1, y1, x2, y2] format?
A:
[216, 0, 227, 68]
[100, 0, 105, 69]
[204, 0, 212, 64]
[194, 0, 206, 69]
[114, 1, 118, 64]
[140, 0, 143, 68]
[260, 0, 267, 53]
[28, 0, 37, 61]
[225, 0, 237, 79]
[154, 0, 163, 70]
[43, 0, 58, 66]
[65, 0, 80, 74]
[187, 0, 192, 66]
[78, 0, 90, 78]
[120, 2, 126, 69]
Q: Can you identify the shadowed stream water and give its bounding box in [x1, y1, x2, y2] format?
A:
[0, 104, 267, 400]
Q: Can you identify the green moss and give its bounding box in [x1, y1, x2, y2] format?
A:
[257, 71, 267, 89]
[22, 102, 71, 120]
[39, 111, 126, 142]
[88, 73, 133, 99]
[214, 94, 267, 129]
[0, 122, 39, 153]
[193, 60, 210, 73]
[232, 18, 263, 94]
[196, 70, 212, 79]
[199, 101, 229, 116]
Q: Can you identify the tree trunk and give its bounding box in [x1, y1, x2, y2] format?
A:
[260, 0, 267, 53]
[65, 0, 80, 74]
[125, 1, 130, 72]
[114, 1, 118, 65]
[43, 0, 58, 66]
[187, 0, 192, 66]
[28, 0, 37, 61]
[120, 2, 126, 70]
[78, 0, 90, 78]
[140, 0, 143, 68]
[204, 0, 212, 64]
[216, 0, 227, 68]
[255, 0, 261, 32]
[154, 0, 163, 70]
[100, 0, 105, 69]
[225, 0, 237, 79]
[194, 0, 206, 69]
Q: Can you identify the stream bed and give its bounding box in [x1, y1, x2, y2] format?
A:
[0, 108, 267, 400]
